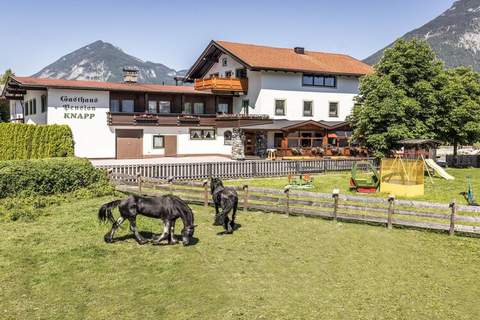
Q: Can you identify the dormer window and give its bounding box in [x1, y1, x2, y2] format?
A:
[222, 57, 228, 67]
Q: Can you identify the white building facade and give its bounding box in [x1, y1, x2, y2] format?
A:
[2, 40, 371, 159]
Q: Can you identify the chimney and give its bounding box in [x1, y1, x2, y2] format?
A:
[123, 67, 139, 83]
[294, 47, 305, 54]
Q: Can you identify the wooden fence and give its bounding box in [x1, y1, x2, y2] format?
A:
[111, 172, 480, 238]
[96, 158, 377, 181]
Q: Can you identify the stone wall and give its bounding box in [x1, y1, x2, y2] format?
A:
[231, 128, 245, 160]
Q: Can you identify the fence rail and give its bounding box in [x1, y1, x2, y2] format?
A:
[96, 158, 377, 181]
[110, 173, 480, 238]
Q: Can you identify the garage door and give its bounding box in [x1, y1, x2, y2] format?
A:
[116, 129, 143, 159]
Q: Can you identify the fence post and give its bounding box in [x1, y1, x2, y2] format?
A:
[449, 200, 456, 236]
[243, 185, 249, 213]
[387, 194, 395, 230]
[284, 186, 290, 216]
[332, 188, 339, 222]
[203, 179, 209, 207]
[137, 174, 142, 193]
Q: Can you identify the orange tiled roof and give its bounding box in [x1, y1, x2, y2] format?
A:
[10, 76, 210, 94]
[215, 41, 372, 76]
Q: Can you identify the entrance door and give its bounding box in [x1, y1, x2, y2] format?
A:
[244, 132, 256, 156]
[116, 129, 143, 159]
[164, 136, 177, 157]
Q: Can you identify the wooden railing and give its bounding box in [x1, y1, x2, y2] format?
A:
[111, 173, 480, 238]
[194, 77, 248, 93]
[96, 158, 378, 180]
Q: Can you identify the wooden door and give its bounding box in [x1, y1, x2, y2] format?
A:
[116, 129, 143, 159]
[164, 136, 177, 157]
[244, 132, 256, 156]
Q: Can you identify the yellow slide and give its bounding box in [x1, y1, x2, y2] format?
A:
[424, 159, 455, 180]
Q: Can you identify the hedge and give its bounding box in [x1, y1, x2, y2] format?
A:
[0, 123, 74, 160]
[0, 157, 109, 198]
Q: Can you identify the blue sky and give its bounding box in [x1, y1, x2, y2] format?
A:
[0, 0, 454, 75]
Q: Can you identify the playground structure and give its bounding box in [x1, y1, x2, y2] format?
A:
[380, 157, 425, 197]
[286, 174, 314, 189]
[349, 161, 380, 193]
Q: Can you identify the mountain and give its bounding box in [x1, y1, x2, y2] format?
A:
[364, 0, 480, 70]
[33, 40, 186, 84]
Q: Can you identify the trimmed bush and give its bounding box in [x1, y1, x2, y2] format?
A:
[0, 123, 74, 160]
[0, 157, 109, 198]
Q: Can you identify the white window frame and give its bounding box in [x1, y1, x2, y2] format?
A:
[303, 100, 313, 117]
[329, 101, 339, 118]
[274, 99, 286, 116]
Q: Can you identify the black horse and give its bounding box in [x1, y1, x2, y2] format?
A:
[98, 194, 195, 245]
[210, 177, 238, 234]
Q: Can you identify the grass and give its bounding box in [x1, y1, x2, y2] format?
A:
[227, 168, 480, 205]
[1, 197, 480, 319]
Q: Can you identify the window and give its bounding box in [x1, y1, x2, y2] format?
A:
[303, 101, 313, 116]
[193, 102, 204, 114]
[32, 99, 36, 114]
[122, 100, 134, 113]
[110, 99, 120, 112]
[24, 101, 29, 116]
[190, 129, 216, 140]
[329, 102, 339, 117]
[41, 95, 47, 113]
[222, 57, 228, 67]
[217, 103, 229, 113]
[302, 74, 337, 88]
[236, 68, 247, 78]
[225, 71, 232, 78]
[158, 101, 171, 113]
[152, 135, 165, 149]
[242, 99, 249, 115]
[210, 72, 219, 78]
[275, 99, 286, 116]
[183, 102, 192, 114]
[224, 130, 232, 145]
[148, 101, 157, 113]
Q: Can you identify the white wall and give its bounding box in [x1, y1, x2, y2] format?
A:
[47, 88, 115, 158]
[142, 126, 232, 156]
[206, 53, 244, 78]
[250, 72, 359, 121]
[23, 90, 48, 124]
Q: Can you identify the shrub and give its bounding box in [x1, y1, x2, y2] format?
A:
[0, 123, 74, 160]
[0, 157, 110, 198]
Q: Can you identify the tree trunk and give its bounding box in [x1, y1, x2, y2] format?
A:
[453, 142, 458, 157]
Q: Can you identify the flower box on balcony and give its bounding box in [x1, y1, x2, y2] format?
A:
[134, 114, 159, 124]
[177, 115, 200, 124]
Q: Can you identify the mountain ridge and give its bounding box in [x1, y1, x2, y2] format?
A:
[364, 0, 480, 70]
[33, 40, 187, 84]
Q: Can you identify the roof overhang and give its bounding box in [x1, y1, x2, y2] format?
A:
[184, 41, 251, 81]
[240, 120, 349, 131]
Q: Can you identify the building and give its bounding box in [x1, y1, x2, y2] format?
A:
[1, 40, 372, 159]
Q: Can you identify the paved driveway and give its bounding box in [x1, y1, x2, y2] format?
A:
[90, 156, 233, 166]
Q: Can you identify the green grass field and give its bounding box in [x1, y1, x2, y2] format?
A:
[227, 168, 480, 204]
[1, 196, 480, 319]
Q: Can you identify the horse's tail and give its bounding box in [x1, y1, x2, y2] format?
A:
[98, 200, 122, 224]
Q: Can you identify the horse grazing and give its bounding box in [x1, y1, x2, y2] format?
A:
[210, 177, 239, 234]
[98, 194, 195, 245]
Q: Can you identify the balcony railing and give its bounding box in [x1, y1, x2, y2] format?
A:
[194, 77, 248, 93]
[107, 112, 270, 127]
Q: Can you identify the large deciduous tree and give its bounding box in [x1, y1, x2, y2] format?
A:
[435, 67, 480, 156]
[350, 39, 444, 157]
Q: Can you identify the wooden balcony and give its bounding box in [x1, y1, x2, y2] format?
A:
[194, 77, 248, 93]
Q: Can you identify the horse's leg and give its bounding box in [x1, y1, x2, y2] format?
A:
[152, 219, 172, 245]
[169, 219, 178, 245]
[223, 211, 232, 234]
[128, 217, 148, 245]
[230, 202, 237, 231]
[213, 203, 222, 226]
[104, 217, 125, 243]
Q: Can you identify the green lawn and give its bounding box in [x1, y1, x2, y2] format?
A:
[1, 197, 480, 319]
[227, 168, 480, 204]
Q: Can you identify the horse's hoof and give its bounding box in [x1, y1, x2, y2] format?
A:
[137, 239, 148, 245]
[104, 236, 114, 243]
